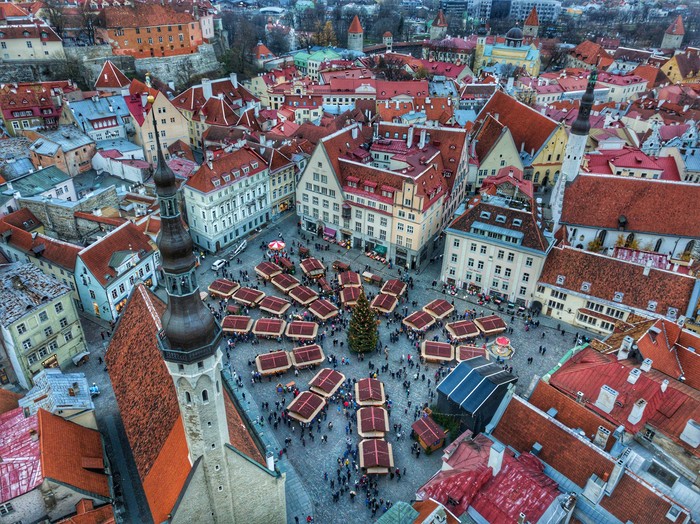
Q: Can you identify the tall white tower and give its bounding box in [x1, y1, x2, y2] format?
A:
[152, 110, 236, 522]
[348, 15, 364, 53]
[551, 70, 597, 232]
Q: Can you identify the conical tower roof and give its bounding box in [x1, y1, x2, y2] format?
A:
[348, 15, 363, 34]
[666, 15, 684, 36]
[433, 9, 448, 28]
[524, 6, 539, 27]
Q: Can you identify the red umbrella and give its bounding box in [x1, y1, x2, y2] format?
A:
[269, 240, 286, 251]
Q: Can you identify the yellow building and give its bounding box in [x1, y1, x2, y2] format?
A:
[660, 51, 700, 84]
[474, 27, 541, 77]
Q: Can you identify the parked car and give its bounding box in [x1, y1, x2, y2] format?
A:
[211, 259, 226, 271]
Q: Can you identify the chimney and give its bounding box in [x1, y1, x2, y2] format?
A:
[617, 335, 634, 360]
[594, 385, 618, 414]
[351, 126, 358, 139]
[593, 425, 611, 448]
[230, 73, 239, 89]
[627, 368, 641, 384]
[627, 398, 647, 425]
[407, 126, 414, 148]
[93, 208, 103, 217]
[418, 128, 427, 149]
[576, 391, 585, 403]
[605, 448, 631, 496]
[661, 379, 669, 393]
[487, 441, 505, 477]
[140, 93, 148, 107]
[640, 358, 653, 372]
[679, 419, 700, 448]
[643, 259, 653, 276]
[517, 513, 526, 524]
[202, 78, 213, 100]
[29, 429, 39, 441]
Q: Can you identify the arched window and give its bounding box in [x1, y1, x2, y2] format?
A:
[654, 238, 663, 252]
[185, 391, 191, 404]
[625, 233, 635, 247]
[202, 390, 209, 403]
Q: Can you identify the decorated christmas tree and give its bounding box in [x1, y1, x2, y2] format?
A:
[348, 291, 378, 353]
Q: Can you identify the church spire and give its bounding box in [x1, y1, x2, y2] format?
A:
[152, 109, 221, 363]
[571, 69, 596, 136]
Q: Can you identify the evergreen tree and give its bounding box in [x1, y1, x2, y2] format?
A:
[348, 292, 378, 354]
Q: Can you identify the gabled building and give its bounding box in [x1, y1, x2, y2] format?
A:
[473, 27, 541, 76]
[661, 15, 684, 50]
[0, 81, 75, 137]
[184, 146, 271, 253]
[471, 115, 524, 187]
[429, 10, 448, 41]
[559, 175, 700, 259]
[26, 126, 96, 177]
[0, 408, 111, 523]
[75, 221, 158, 321]
[0, 263, 87, 389]
[474, 90, 567, 187]
[660, 49, 700, 85]
[534, 245, 700, 332]
[567, 40, 612, 70]
[94, 60, 131, 94]
[0, 19, 64, 62]
[61, 94, 133, 143]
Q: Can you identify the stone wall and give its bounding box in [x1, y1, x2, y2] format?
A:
[135, 44, 222, 89]
[19, 186, 120, 244]
[64, 45, 135, 87]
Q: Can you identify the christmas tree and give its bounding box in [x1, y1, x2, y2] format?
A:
[348, 291, 378, 353]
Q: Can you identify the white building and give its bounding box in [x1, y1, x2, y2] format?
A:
[184, 146, 271, 253]
[509, 0, 561, 22]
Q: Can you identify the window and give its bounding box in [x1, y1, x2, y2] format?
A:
[0, 502, 14, 515]
[504, 268, 511, 277]
[468, 258, 474, 267]
[380, 217, 388, 227]
[480, 246, 487, 254]
[406, 225, 414, 234]
[55, 302, 64, 313]
[453, 239, 460, 248]
[202, 389, 209, 403]
[494, 265, 501, 275]
[44, 327, 53, 337]
[39, 311, 48, 322]
[22, 339, 32, 350]
[556, 275, 565, 285]
[497, 250, 504, 259]
[507, 252, 514, 262]
[89, 290, 96, 299]
[470, 243, 476, 252]
[367, 226, 374, 237]
[28, 353, 38, 365]
[525, 257, 533, 267]
[397, 223, 404, 232]
[519, 286, 527, 296]
[477, 261, 484, 270]
[612, 292, 624, 303]
[64, 330, 73, 342]
[185, 391, 192, 404]
[581, 282, 591, 292]
[522, 273, 530, 282]
[451, 254, 458, 263]
[17, 323, 26, 335]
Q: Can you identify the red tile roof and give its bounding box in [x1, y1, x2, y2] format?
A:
[666, 15, 684, 35]
[528, 381, 617, 451]
[476, 91, 558, 159]
[79, 222, 154, 286]
[560, 175, 700, 238]
[348, 15, 362, 34]
[186, 146, 268, 194]
[2, 208, 41, 232]
[223, 388, 265, 465]
[569, 40, 612, 67]
[0, 23, 61, 42]
[56, 500, 115, 524]
[0, 389, 21, 415]
[94, 60, 130, 90]
[0, 407, 41, 502]
[38, 409, 110, 499]
[549, 346, 700, 457]
[102, 3, 195, 28]
[0, 218, 81, 271]
[481, 166, 533, 199]
[432, 9, 447, 28]
[539, 246, 696, 316]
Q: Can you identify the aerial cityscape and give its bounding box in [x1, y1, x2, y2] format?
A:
[0, 0, 698, 522]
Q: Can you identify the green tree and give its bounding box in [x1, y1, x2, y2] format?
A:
[313, 21, 338, 47]
[348, 292, 378, 354]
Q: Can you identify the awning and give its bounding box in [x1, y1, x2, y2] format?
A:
[324, 227, 336, 236]
[340, 229, 353, 235]
[72, 351, 90, 365]
[374, 245, 387, 255]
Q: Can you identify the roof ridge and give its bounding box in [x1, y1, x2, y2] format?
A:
[137, 284, 162, 331]
[78, 220, 131, 255]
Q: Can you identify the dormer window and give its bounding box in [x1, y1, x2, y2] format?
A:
[495, 215, 506, 224]
[233, 170, 240, 178]
[251, 161, 258, 169]
[512, 218, 522, 227]
[667, 307, 678, 320]
[613, 292, 624, 303]
[212, 178, 220, 187]
[242, 166, 249, 174]
[364, 185, 374, 193]
[348, 181, 357, 188]
[479, 211, 491, 220]
[222, 174, 230, 182]
[647, 300, 657, 312]
[556, 275, 565, 285]
[581, 282, 591, 292]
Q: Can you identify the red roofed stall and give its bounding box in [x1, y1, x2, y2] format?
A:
[359, 439, 394, 474]
[271, 273, 301, 293]
[308, 368, 345, 397]
[287, 391, 326, 423]
[446, 320, 480, 340]
[307, 299, 339, 320]
[232, 287, 265, 306]
[355, 378, 386, 406]
[221, 315, 253, 334]
[254, 261, 282, 280]
[381, 279, 407, 297]
[252, 318, 286, 338]
[207, 278, 240, 298]
[259, 295, 291, 316]
[421, 341, 454, 363]
[403, 310, 436, 331]
[474, 315, 507, 336]
[423, 299, 455, 319]
[289, 285, 319, 305]
[340, 287, 362, 306]
[290, 344, 325, 369]
[371, 293, 398, 314]
[300, 257, 326, 279]
[412, 416, 447, 451]
[338, 271, 362, 288]
[357, 407, 390, 438]
[285, 321, 318, 340]
[255, 350, 292, 376]
[457, 345, 487, 362]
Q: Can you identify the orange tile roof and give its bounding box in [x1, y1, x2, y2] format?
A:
[141, 416, 190, 524]
[348, 15, 362, 34]
[666, 15, 684, 36]
[476, 90, 558, 159]
[0, 218, 81, 271]
[224, 388, 265, 466]
[56, 500, 115, 524]
[186, 146, 268, 194]
[0, 389, 21, 415]
[560, 175, 700, 238]
[570, 40, 611, 67]
[94, 60, 130, 90]
[524, 6, 539, 26]
[38, 409, 110, 499]
[102, 3, 195, 28]
[432, 9, 447, 28]
[2, 208, 41, 231]
[78, 222, 154, 286]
